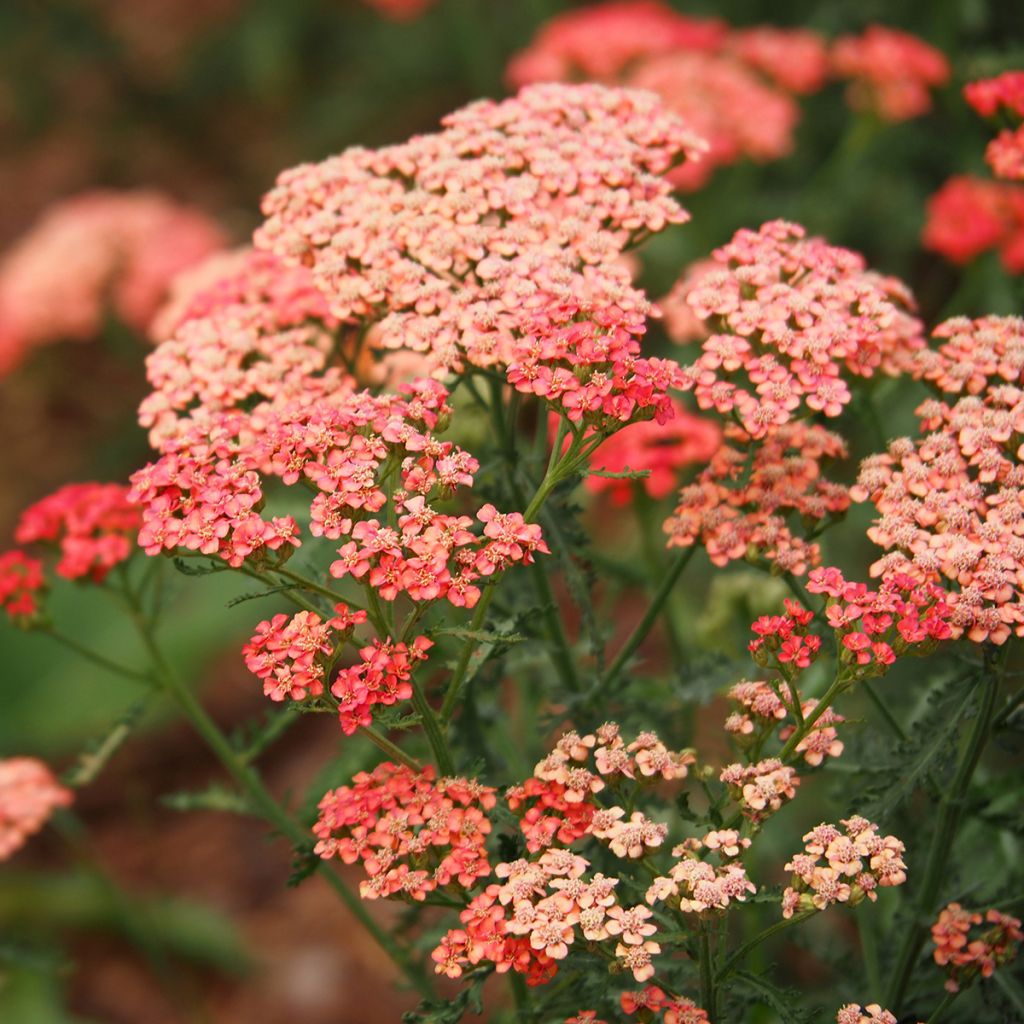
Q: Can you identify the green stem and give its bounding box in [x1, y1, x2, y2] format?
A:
[699, 923, 716, 1020]
[128, 607, 433, 997]
[925, 989, 959, 1024]
[45, 628, 154, 685]
[585, 545, 697, 705]
[716, 909, 817, 982]
[886, 661, 1002, 1012]
[862, 680, 909, 743]
[271, 565, 365, 611]
[778, 675, 849, 762]
[440, 585, 495, 724]
[408, 675, 454, 775]
[359, 726, 423, 771]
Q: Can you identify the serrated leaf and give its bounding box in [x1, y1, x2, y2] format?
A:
[733, 969, 821, 1023]
[583, 467, 652, 480]
[431, 627, 523, 644]
[172, 557, 227, 577]
[63, 698, 149, 788]
[226, 583, 302, 608]
[402, 973, 487, 1023]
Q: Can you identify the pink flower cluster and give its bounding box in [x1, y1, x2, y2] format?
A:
[922, 176, 1024, 274]
[720, 758, 800, 822]
[664, 420, 851, 575]
[910, 314, 1024, 395]
[242, 604, 366, 702]
[645, 830, 756, 913]
[313, 761, 496, 901]
[931, 902, 1022, 992]
[855, 345, 1024, 644]
[508, 3, 827, 191]
[0, 757, 72, 860]
[0, 190, 223, 374]
[965, 71, 1024, 182]
[0, 551, 45, 623]
[835, 1005, 897, 1024]
[831, 25, 949, 121]
[667, 220, 925, 437]
[781, 817, 907, 918]
[620, 989, 711, 1023]
[15, 482, 141, 582]
[583, 398, 720, 505]
[256, 83, 701, 376]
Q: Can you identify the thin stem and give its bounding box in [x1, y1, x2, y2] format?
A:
[271, 565, 365, 612]
[778, 675, 849, 762]
[585, 545, 697, 705]
[716, 909, 817, 982]
[886, 657, 1002, 1012]
[440, 585, 495, 724]
[994, 686, 1024, 730]
[358, 726, 423, 771]
[862, 680, 909, 743]
[408, 674, 454, 775]
[925, 989, 959, 1024]
[127, 604, 433, 997]
[699, 923, 716, 1021]
[44, 628, 153, 685]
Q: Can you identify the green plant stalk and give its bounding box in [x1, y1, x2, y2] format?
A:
[777, 674, 849, 762]
[359, 725, 423, 771]
[585, 544, 697, 705]
[925, 989, 959, 1024]
[715, 908, 818, 983]
[885, 665, 1001, 1012]
[408, 674, 454, 775]
[861, 680, 909, 742]
[700, 923, 716, 1021]
[128, 606, 434, 998]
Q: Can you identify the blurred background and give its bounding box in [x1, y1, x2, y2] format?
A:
[1, 1, 1022, 1021]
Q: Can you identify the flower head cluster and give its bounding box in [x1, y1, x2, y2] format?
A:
[835, 1005, 897, 1024]
[619, 988, 711, 1021]
[782, 817, 907, 918]
[313, 762, 496, 901]
[583, 399, 720, 505]
[242, 603, 366, 702]
[855, 346, 1024, 643]
[667, 220, 925, 436]
[910, 315, 1024, 395]
[256, 83, 702, 377]
[0, 190, 222, 374]
[645, 830, 756, 914]
[931, 902, 1022, 992]
[0, 551, 45, 624]
[720, 758, 800, 823]
[664, 421, 850, 575]
[831, 26, 949, 121]
[0, 757, 73, 860]
[965, 71, 1024, 181]
[922, 176, 1024, 274]
[508, 3, 829, 190]
[14, 483, 141, 582]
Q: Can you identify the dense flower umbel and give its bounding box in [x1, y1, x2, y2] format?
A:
[0, 190, 223, 374]
[782, 817, 907, 919]
[664, 420, 851, 575]
[0, 757, 73, 861]
[931, 902, 1022, 993]
[314, 762, 497, 901]
[830, 26, 949, 121]
[910, 315, 1024, 395]
[645, 830, 756, 913]
[15, 483, 141, 582]
[922, 176, 1024, 273]
[965, 71, 1024, 182]
[666, 221, 925, 437]
[720, 759, 800, 823]
[835, 1005, 897, 1024]
[854, 358, 1024, 643]
[619, 988, 711, 1022]
[256, 83, 703, 378]
[0, 551, 45, 624]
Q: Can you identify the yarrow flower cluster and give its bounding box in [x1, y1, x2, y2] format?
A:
[14, 483, 141, 583]
[0, 190, 223, 375]
[830, 25, 949, 121]
[719, 758, 800, 823]
[313, 761, 496, 901]
[835, 1005, 897, 1024]
[964, 71, 1024, 182]
[255, 83, 702, 377]
[782, 817, 907, 919]
[0, 551, 45, 625]
[0, 757, 73, 860]
[931, 901, 1023, 992]
[645, 830, 756, 914]
[855, 321, 1024, 643]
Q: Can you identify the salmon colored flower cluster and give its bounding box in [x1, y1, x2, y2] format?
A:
[922, 176, 1024, 273]
[965, 71, 1024, 181]
[931, 902, 1022, 992]
[584, 398, 721, 505]
[645, 830, 756, 913]
[911, 314, 1024, 395]
[831, 26, 949, 121]
[720, 758, 800, 822]
[14, 483, 141, 583]
[621, 988, 710, 1022]
[242, 604, 366, 702]
[508, 2, 831, 190]
[313, 761, 497, 901]
[782, 817, 907, 918]
[256, 83, 702, 376]
[0, 190, 223, 374]
[0, 551, 45, 624]
[835, 1005, 897, 1024]
[664, 420, 850, 574]
[0, 757, 73, 860]
[667, 220, 925, 436]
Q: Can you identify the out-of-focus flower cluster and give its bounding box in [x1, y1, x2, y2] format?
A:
[781, 817, 907, 919]
[931, 901, 1022, 992]
[965, 71, 1024, 182]
[835, 1005, 897, 1024]
[0, 757, 72, 861]
[855, 317, 1024, 644]
[0, 190, 223, 375]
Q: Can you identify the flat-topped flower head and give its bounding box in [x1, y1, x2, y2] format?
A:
[835, 1005, 897, 1024]
[0, 757, 73, 860]
[965, 71, 1024, 182]
[932, 901, 1022, 992]
[256, 83, 702, 377]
